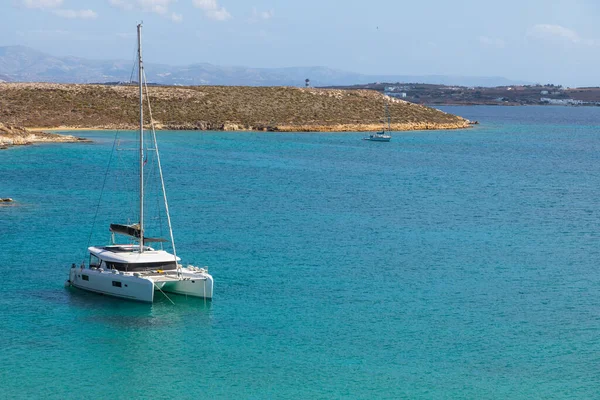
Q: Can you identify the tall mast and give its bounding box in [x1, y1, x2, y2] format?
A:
[137, 23, 145, 252]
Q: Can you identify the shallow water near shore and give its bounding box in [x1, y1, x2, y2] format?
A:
[2, 105, 600, 399]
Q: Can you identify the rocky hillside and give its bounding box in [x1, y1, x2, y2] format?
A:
[0, 83, 469, 132]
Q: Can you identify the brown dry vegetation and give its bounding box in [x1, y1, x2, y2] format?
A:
[0, 83, 469, 132]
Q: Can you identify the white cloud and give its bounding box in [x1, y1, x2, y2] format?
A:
[526, 24, 596, 46]
[52, 9, 97, 19]
[108, 0, 182, 21]
[170, 11, 183, 22]
[109, 0, 133, 10]
[208, 8, 231, 20]
[249, 7, 273, 22]
[193, 0, 215, 9]
[21, 0, 63, 8]
[193, 0, 231, 21]
[138, 0, 174, 14]
[528, 24, 579, 42]
[19, 0, 97, 19]
[256, 8, 273, 20]
[478, 36, 505, 48]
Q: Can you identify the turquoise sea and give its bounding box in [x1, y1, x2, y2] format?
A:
[2, 105, 600, 399]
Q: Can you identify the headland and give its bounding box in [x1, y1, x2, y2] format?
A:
[0, 122, 88, 149]
[0, 83, 469, 132]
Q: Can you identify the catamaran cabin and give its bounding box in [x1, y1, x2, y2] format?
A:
[88, 245, 181, 272]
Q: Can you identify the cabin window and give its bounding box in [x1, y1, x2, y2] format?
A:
[112, 281, 122, 288]
[90, 254, 100, 268]
[106, 261, 178, 272]
[82, 275, 89, 281]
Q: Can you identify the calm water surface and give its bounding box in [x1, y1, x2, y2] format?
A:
[1, 105, 600, 399]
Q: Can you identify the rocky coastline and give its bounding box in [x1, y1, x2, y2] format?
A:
[0, 122, 88, 149]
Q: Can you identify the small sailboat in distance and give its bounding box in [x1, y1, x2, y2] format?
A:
[363, 98, 392, 142]
[65, 24, 213, 303]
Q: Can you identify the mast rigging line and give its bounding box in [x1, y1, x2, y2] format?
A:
[142, 65, 180, 274]
[128, 40, 138, 85]
[83, 131, 120, 264]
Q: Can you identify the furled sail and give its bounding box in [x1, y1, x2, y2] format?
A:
[110, 223, 167, 243]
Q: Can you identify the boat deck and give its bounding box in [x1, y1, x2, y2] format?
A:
[142, 272, 181, 282]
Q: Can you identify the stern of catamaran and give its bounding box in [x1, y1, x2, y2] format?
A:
[150, 267, 213, 300]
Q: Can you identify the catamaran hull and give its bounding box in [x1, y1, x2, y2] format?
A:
[67, 267, 214, 303]
[68, 267, 155, 302]
[158, 278, 213, 298]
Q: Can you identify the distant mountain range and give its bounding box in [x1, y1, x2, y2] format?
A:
[0, 45, 528, 87]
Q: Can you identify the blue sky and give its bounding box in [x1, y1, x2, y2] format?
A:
[3, 0, 600, 86]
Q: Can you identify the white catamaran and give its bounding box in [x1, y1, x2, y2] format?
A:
[66, 24, 213, 303]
